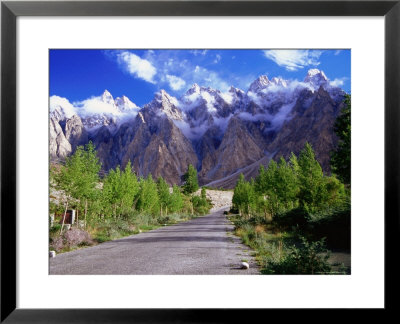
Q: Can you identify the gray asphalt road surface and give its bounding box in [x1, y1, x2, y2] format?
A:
[49, 208, 260, 275]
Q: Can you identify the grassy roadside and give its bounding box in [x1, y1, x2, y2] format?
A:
[227, 211, 350, 275]
[50, 212, 200, 254]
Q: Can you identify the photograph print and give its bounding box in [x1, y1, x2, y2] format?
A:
[49, 49, 351, 275]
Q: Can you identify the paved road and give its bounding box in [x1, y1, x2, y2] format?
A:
[49, 208, 260, 275]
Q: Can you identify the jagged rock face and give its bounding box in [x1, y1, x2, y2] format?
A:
[91, 102, 198, 185]
[49, 69, 347, 188]
[49, 117, 72, 159]
[268, 86, 343, 171]
[200, 117, 265, 183]
[197, 125, 223, 183]
[64, 115, 88, 151]
[50, 114, 88, 159]
[125, 114, 198, 185]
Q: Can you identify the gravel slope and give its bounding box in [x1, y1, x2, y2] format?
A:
[49, 206, 259, 275]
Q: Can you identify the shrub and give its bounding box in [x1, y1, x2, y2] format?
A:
[265, 237, 331, 274]
[307, 203, 351, 250]
[274, 207, 309, 229]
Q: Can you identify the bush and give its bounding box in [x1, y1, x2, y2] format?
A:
[264, 237, 331, 274]
[192, 195, 212, 215]
[274, 207, 309, 229]
[306, 203, 351, 250]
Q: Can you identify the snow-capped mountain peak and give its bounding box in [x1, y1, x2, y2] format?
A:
[186, 83, 201, 95]
[248, 75, 270, 93]
[270, 77, 288, 87]
[115, 95, 139, 112]
[304, 69, 328, 89]
[148, 90, 183, 121]
[101, 89, 115, 105]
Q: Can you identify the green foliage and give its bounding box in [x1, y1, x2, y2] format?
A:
[191, 188, 212, 215]
[297, 142, 326, 211]
[182, 164, 199, 195]
[136, 174, 160, 214]
[56, 141, 101, 203]
[331, 94, 351, 184]
[232, 142, 348, 224]
[157, 177, 171, 213]
[201, 187, 207, 200]
[230, 143, 350, 274]
[168, 185, 184, 213]
[102, 161, 139, 218]
[264, 237, 331, 274]
[51, 144, 212, 254]
[232, 174, 256, 217]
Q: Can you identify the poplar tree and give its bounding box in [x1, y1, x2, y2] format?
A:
[168, 185, 184, 213]
[120, 161, 139, 215]
[56, 141, 101, 230]
[298, 142, 326, 211]
[183, 164, 199, 195]
[136, 174, 159, 214]
[232, 174, 256, 218]
[275, 157, 299, 210]
[157, 177, 170, 216]
[102, 166, 122, 218]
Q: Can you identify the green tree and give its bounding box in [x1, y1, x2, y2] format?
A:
[232, 174, 256, 218]
[136, 174, 159, 214]
[275, 157, 299, 210]
[298, 142, 326, 211]
[120, 161, 139, 215]
[182, 164, 199, 195]
[262, 160, 281, 217]
[201, 187, 207, 200]
[168, 185, 184, 213]
[56, 141, 101, 231]
[102, 166, 122, 219]
[331, 94, 351, 184]
[157, 177, 171, 216]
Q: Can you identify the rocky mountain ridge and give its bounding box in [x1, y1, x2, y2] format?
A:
[50, 69, 346, 187]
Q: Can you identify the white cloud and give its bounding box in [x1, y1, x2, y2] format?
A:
[74, 96, 121, 116]
[201, 91, 217, 113]
[117, 51, 157, 83]
[238, 112, 271, 122]
[191, 65, 229, 92]
[213, 54, 222, 64]
[173, 119, 209, 140]
[190, 49, 208, 56]
[329, 78, 346, 87]
[120, 50, 230, 94]
[50, 95, 77, 118]
[263, 50, 323, 71]
[166, 74, 186, 91]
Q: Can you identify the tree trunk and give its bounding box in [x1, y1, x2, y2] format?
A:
[76, 208, 79, 228]
[60, 199, 69, 235]
[84, 199, 88, 229]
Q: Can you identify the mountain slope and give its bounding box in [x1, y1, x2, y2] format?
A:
[49, 69, 346, 187]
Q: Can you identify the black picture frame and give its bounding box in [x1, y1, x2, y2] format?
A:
[1, 0, 399, 322]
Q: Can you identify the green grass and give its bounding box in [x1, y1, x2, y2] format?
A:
[228, 214, 338, 275]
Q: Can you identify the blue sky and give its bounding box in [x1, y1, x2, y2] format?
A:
[50, 49, 350, 106]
